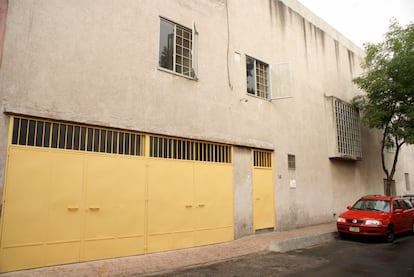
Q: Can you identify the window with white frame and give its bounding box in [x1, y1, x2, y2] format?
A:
[246, 56, 269, 99]
[158, 18, 197, 79]
[333, 98, 362, 160]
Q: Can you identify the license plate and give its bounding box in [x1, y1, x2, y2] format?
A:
[349, 226, 360, 232]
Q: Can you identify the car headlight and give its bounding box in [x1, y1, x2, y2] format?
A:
[337, 217, 346, 223]
[365, 219, 382, 225]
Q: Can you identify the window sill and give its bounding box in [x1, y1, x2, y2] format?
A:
[157, 67, 198, 81]
[246, 92, 270, 101]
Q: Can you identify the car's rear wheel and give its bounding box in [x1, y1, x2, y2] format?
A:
[385, 226, 395, 243]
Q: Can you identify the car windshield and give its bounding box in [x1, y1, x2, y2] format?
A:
[352, 199, 390, 212]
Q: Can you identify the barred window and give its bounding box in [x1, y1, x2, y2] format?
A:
[11, 116, 144, 156]
[253, 150, 272, 168]
[246, 56, 269, 99]
[159, 18, 197, 78]
[149, 135, 232, 163]
[333, 99, 362, 160]
[288, 154, 296, 170]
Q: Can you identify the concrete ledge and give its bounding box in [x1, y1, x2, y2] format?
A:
[268, 232, 337, 253]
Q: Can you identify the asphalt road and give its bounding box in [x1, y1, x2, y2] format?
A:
[151, 233, 414, 277]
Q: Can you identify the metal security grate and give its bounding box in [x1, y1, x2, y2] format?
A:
[253, 150, 272, 168]
[149, 135, 232, 163]
[255, 60, 269, 99]
[334, 99, 362, 159]
[287, 154, 296, 170]
[175, 25, 193, 77]
[11, 116, 144, 156]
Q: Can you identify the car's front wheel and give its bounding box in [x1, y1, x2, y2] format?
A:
[411, 221, 414, 235]
[385, 226, 395, 243]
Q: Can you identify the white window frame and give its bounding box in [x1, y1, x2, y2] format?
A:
[246, 55, 270, 100]
[158, 17, 198, 80]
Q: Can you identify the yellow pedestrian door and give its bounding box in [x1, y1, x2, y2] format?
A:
[252, 150, 275, 231]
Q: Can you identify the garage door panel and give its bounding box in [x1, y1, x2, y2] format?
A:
[47, 152, 83, 243]
[83, 155, 146, 260]
[147, 160, 194, 234]
[147, 231, 195, 253]
[45, 242, 80, 265]
[195, 164, 234, 230]
[1, 148, 49, 247]
[0, 245, 46, 273]
[194, 227, 233, 246]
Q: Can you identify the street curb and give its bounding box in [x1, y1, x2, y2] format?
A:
[268, 231, 337, 253]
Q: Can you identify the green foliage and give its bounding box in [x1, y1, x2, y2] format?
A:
[352, 19, 414, 190]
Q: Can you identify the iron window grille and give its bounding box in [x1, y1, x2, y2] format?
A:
[253, 150, 272, 168]
[10, 116, 144, 156]
[149, 135, 232, 163]
[287, 154, 296, 170]
[333, 98, 362, 160]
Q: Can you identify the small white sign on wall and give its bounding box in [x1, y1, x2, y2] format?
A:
[234, 52, 241, 62]
[290, 179, 297, 189]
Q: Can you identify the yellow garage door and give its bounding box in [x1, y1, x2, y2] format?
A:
[252, 150, 275, 231]
[0, 117, 234, 273]
[147, 135, 234, 253]
[0, 147, 147, 272]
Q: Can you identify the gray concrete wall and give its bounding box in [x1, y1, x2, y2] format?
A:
[233, 147, 253, 238]
[0, 0, 413, 232]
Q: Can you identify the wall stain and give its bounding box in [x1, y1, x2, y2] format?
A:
[302, 17, 308, 62]
[276, 0, 287, 30]
[347, 49, 354, 76]
[316, 27, 325, 52]
[334, 40, 340, 69]
[268, 0, 287, 33]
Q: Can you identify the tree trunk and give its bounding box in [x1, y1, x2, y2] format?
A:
[384, 178, 395, 196]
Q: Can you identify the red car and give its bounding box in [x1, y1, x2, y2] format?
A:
[337, 195, 414, 242]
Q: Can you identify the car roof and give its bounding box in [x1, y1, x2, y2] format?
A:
[360, 195, 392, 201]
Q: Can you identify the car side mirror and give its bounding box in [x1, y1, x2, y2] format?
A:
[346, 206, 351, 210]
[394, 208, 403, 214]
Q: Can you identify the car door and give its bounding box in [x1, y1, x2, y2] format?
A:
[399, 199, 414, 232]
[392, 200, 405, 233]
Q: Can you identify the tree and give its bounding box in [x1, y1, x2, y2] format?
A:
[352, 19, 414, 196]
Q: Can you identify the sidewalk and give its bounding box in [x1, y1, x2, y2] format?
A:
[0, 222, 337, 277]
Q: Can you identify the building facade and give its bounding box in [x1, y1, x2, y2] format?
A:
[0, 0, 413, 272]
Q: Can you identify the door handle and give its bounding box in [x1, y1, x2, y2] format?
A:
[198, 203, 205, 207]
[89, 206, 100, 211]
[67, 206, 79, 211]
[185, 204, 193, 208]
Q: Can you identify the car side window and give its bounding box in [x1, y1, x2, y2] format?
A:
[400, 200, 412, 210]
[405, 199, 414, 209]
[393, 200, 401, 211]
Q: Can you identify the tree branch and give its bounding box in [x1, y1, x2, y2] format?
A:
[389, 136, 405, 180]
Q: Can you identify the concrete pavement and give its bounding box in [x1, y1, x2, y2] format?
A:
[0, 222, 337, 277]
